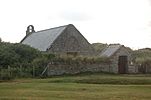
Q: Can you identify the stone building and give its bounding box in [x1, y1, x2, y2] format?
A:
[100, 44, 133, 73]
[46, 44, 134, 76]
[21, 24, 94, 56]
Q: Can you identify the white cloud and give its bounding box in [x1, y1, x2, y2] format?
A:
[59, 11, 92, 21]
[0, 0, 151, 49]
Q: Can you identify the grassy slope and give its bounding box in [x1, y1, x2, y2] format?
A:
[91, 43, 108, 53]
[0, 73, 151, 100]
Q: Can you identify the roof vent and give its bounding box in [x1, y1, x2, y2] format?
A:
[26, 25, 35, 36]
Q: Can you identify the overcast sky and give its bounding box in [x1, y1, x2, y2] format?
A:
[0, 0, 151, 49]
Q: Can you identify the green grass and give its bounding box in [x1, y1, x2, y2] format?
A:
[0, 73, 151, 100]
[47, 73, 151, 85]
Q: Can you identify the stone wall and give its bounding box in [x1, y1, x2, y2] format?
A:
[46, 45, 136, 76]
[47, 63, 112, 76]
[48, 24, 95, 56]
[110, 46, 132, 73]
[128, 65, 138, 73]
[137, 65, 151, 74]
[47, 63, 139, 76]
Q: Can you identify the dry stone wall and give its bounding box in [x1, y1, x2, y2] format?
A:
[47, 62, 138, 76]
[47, 63, 116, 76]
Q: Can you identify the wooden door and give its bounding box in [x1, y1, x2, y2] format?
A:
[118, 56, 128, 74]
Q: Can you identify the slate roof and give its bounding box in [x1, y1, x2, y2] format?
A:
[100, 44, 122, 57]
[21, 25, 68, 51]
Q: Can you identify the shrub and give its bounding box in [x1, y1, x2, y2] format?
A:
[0, 69, 14, 80]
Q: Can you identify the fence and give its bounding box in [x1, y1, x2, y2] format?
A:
[0, 65, 35, 80]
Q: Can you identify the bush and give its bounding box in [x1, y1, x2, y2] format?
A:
[0, 69, 14, 80]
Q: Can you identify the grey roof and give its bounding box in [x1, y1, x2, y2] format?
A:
[100, 44, 122, 57]
[21, 25, 67, 51]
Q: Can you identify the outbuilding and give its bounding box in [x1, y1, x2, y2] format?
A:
[100, 44, 132, 73]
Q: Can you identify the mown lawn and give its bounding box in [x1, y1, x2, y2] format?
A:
[0, 73, 151, 100]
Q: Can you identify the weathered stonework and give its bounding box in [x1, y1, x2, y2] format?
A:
[110, 46, 132, 73]
[128, 65, 138, 73]
[47, 63, 140, 76]
[48, 24, 95, 56]
[21, 25, 140, 75]
[99, 45, 136, 73]
[46, 45, 138, 76]
[21, 24, 95, 56]
[47, 63, 112, 76]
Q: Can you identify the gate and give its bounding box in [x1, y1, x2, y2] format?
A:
[118, 56, 128, 74]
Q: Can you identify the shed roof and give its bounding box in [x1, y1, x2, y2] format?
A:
[100, 44, 122, 57]
[21, 25, 68, 51]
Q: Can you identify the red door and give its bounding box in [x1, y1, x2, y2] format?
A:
[118, 56, 128, 74]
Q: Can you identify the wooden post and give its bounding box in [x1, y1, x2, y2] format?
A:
[0, 67, 1, 79]
[20, 65, 22, 77]
[8, 65, 11, 78]
[33, 66, 35, 77]
[41, 64, 49, 77]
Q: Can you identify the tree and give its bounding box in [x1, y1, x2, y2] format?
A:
[0, 41, 56, 78]
[0, 42, 41, 68]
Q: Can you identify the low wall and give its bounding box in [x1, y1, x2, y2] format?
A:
[47, 63, 113, 76]
[47, 62, 139, 76]
[128, 65, 138, 73]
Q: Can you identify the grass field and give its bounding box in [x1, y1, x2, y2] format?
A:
[0, 73, 151, 100]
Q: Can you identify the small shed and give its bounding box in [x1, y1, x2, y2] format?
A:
[100, 44, 132, 73]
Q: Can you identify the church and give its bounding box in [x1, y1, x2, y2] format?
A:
[21, 24, 95, 56]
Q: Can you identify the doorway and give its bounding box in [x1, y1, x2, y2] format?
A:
[118, 56, 128, 74]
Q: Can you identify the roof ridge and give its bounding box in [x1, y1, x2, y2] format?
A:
[20, 24, 70, 43]
[100, 44, 123, 57]
[35, 24, 70, 33]
[109, 44, 121, 46]
[21, 24, 70, 51]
